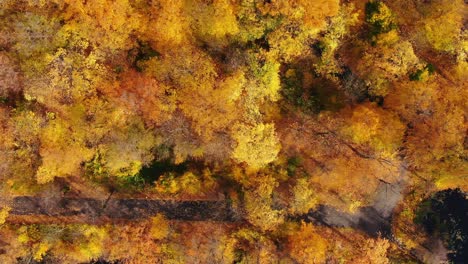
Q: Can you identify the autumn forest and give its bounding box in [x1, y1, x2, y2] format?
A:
[0, 0, 466, 263]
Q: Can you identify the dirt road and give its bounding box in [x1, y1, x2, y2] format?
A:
[9, 196, 239, 222]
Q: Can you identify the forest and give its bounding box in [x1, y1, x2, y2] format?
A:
[0, 0, 466, 263]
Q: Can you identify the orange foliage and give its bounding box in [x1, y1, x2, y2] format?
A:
[287, 222, 329, 263]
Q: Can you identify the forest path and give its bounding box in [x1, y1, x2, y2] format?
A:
[5, 177, 405, 231]
[306, 170, 407, 237]
[8, 196, 239, 223]
[5, 176, 405, 228]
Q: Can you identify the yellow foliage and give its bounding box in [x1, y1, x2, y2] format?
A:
[260, 0, 339, 30]
[54, 0, 145, 52]
[357, 41, 420, 96]
[243, 55, 281, 119]
[33, 242, 51, 261]
[343, 103, 405, 158]
[10, 110, 41, 145]
[144, 0, 190, 50]
[232, 0, 280, 44]
[395, 79, 467, 174]
[349, 200, 363, 213]
[0, 206, 11, 225]
[220, 228, 278, 263]
[244, 174, 285, 231]
[185, 0, 239, 46]
[354, 238, 390, 264]
[17, 230, 29, 244]
[257, 60, 281, 102]
[149, 214, 170, 240]
[37, 115, 94, 183]
[179, 70, 245, 139]
[155, 171, 206, 196]
[424, 17, 460, 53]
[179, 172, 203, 195]
[375, 30, 400, 46]
[367, 1, 395, 31]
[289, 178, 319, 215]
[267, 25, 314, 62]
[314, 4, 359, 80]
[231, 123, 280, 169]
[102, 126, 156, 177]
[144, 47, 243, 139]
[23, 48, 106, 110]
[15, 224, 108, 263]
[159, 242, 186, 263]
[298, 0, 340, 30]
[422, 0, 464, 53]
[71, 225, 107, 261]
[435, 170, 468, 192]
[259, 0, 339, 62]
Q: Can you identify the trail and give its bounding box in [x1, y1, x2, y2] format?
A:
[306, 176, 407, 237]
[8, 197, 239, 222]
[5, 179, 404, 228]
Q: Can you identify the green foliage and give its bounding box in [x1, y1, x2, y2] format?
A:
[84, 152, 108, 180]
[85, 151, 189, 191]
[120, 174, 147, 190]
[129, 41, 160, 72]
[287, 156, 301, 176]
[365, 1, 397, 40]
[409, 64, 435, 81]
[281, 69, 321, 114]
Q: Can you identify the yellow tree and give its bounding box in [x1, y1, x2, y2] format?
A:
[149, 214, 171, 240]
[258, 0, 340, 62]
[52, 0, 145, 53]
[97, 115, 158, 178]
[6, 110, 43, 191]
[353, 238, 390, 264]
[231, 123, 280, 169]
[341, 103, 405, 159]
[420, 0, 464, 53]
[356, 41, 421, 96]
[220, 228, 279, 263]
[0, 206, 10, 225]
[314, 4, 359, 81]
[143, 46, 244, 140]
[36, 107, 94, 184]
[185, 0, 239, 47]
[289, 177, 319, 215]
[142, 0, 191, 51]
